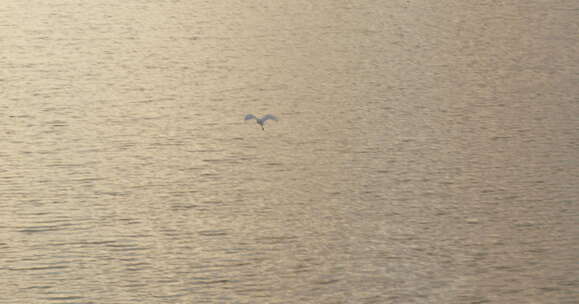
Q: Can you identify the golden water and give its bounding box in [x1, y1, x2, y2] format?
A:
[0, 1, 577, 303]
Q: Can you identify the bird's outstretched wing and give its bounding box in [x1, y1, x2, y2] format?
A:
[244, 114, 257, 121]
[260, 114, 278, 123]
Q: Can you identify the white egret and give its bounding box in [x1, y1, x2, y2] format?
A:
[244, 114, 278, 130]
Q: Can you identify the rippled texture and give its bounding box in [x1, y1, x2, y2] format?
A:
[1, 1, 577, 303]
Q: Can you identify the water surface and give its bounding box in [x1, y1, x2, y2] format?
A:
[0, 1, 577, 303]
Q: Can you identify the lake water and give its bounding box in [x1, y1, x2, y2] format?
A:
[0, 1, 577, 303]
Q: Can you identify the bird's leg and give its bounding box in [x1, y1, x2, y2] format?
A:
[261, 125, 264, 131]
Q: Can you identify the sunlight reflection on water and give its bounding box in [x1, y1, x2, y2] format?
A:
[0, 0, 577, 303]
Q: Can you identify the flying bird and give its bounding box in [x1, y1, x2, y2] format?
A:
[244, 114, 278, 130]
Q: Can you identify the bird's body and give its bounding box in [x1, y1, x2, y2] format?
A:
[244, 114, 278, 130]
